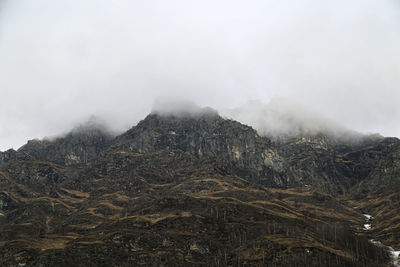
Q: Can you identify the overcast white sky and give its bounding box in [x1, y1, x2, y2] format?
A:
[0, 0, 399, 151]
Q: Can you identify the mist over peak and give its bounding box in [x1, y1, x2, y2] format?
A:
[222, 98, 363, 140]
[69, 115, 118, 136]
[39, 115, 117, 144]
[151, 100, 219, 119]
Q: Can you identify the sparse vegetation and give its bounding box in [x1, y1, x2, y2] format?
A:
[0, 113, 398, 266]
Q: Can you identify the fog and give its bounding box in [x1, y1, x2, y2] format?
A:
[0, 0, 399, 151]
[222, 98, 356, 139]
[151, 100, 218, 119]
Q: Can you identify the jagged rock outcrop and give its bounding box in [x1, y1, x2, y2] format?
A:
[272, 133, 391, 194]
[110, 112, 398, 195]
[112, 113, 289, 187]
[13, 111, 400, 195]
[18, 123, 114, 166]
[355, 137, 400, 193]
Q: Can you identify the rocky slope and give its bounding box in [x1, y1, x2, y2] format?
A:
[0, 111, 399, 266]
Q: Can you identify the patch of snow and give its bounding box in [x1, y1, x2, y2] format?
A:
[363, 224, 371, 230]
[388, 247, 400, 267]
[363, 214, 373, 230]
[364, 214, 373, 220]
[369, 239, 400, 266]
[391, 250, 400, 258]
[369, 239, 384, 247]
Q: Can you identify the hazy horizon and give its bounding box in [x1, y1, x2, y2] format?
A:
[1, 0, 399, 150]
[0, 99, 389, 152]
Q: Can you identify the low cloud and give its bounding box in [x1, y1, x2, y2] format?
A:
[151, 100, 218, 118]
[222, 98, 360, 140]
[0, 0, 399, 150]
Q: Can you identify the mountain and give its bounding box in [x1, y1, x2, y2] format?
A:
[0, 111, 399, 266]
[18, 118, 115, 166]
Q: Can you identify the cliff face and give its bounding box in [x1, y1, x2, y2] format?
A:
[0, 112, 399, 266]
[113, 113, 284, 187]
[111, 113, 398, 195]
[11, 112, 397, 194]
[18, 125, 114, 166]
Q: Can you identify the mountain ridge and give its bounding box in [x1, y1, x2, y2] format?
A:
[1, 111, 399, 266]
[14, 111, 399, 195]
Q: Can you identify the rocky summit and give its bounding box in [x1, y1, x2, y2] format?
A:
[1, 111, 400, 266]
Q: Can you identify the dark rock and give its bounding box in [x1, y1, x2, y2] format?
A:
[18, 123, 114, 166]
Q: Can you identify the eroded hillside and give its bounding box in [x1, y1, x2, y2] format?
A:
[0, 112, 399, 266]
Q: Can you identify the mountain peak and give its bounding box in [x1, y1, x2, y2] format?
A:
[135, 110, 225, 132]
[18, 117, 114, 166]
[150, 101, 219, 119]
